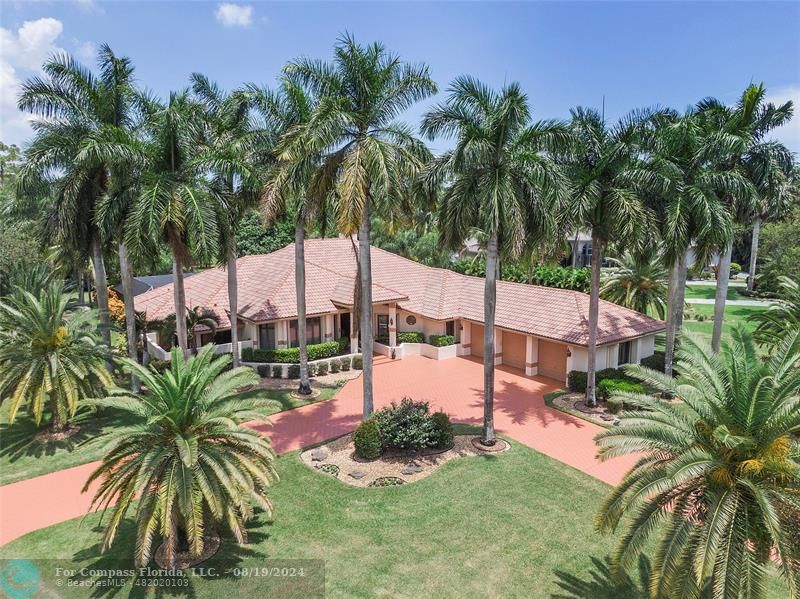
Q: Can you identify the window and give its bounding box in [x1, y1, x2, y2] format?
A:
[259, 323, 276, 350]
[376, 314, 389, 340]
[289, 317, 322, 347]
[445, 320, 457, 340]
[618, 341, 632, 365]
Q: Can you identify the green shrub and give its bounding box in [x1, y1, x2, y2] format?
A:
[353, 418, 382, 459]
[256, 365, 270, 378]
[287, 364, 300, 379]
[397, 331, 425, 344]
[428, 334, 455, 347]
[640, 351, 665, 373]
[241, 338, 348, 363]
[339, 356, 351, 371]
[606, 397, 624, 414]
[373, 398, 434, 451]
[568, 370, 587, 392]
[148, 359, 170, 374]
[271, 364, 283, 378]
[329, 359, 340, 373]
[317, 361, 329, 376]
[430, 411, 454, 449]
[730, 262, 742, 277]
[306, 362, 317, 377]
[597, 378, 645, 402]
[352, 354, 363, 370]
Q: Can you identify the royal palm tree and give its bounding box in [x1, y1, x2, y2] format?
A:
[600, 251, 669, 318]
[16, 46, 141, 365]
[83, 346, 276, 567]
[595, 328, 800, 598]
[0, 283, 111, 433]
[562, 107, 656, 406]
[256, 77, 318, 395]
[422, 77, 567, 444]
[751, 276, 800, 350]
[124, 91, 220, 353]
[696, 84, 792, 351]
[279, 35, 437, 416]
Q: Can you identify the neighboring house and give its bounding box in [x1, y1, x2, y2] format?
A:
[113, 273, 195, 298]
[566, 231, 594, 268]
[135, 238, 665, 382]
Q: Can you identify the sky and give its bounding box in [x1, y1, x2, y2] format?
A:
[1, 0, 799, 154]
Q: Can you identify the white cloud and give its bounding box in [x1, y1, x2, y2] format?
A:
[75, 40, 96, 62]
[0, 17, 65, 145]
[765, 85, 800, 156]
[215, 3, 253, 28]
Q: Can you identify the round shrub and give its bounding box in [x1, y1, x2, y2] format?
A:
[329, 359, 340, 373]
[430, 411, 454, 449]
[317, 361, 329, 376]
[606, 397, 624, 414]
[373, 398, 434, 451]
[730, 262, 742, 277]
[339, 356, 351, 371]
[568, 370, 587, 393]
[353, 418, 382, 459]
[271, 365, 283, 378]
[640, 351, 665, 373]
[287, 364, 301, 379]
[397, 331, 424, 344]
[306, 362, 317, 377]
[352, 354, 363, 370]
[256, 365, 270, 378]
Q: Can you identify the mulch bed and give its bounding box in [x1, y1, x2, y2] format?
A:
[33, 424, 81, 443]
[290, 388, 322, 400]
[470, 437, 510, 452]
[155, 531, 221, 569]
[300, 434, 499, 488]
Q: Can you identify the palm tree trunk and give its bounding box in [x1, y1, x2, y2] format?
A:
[227, 241, 240, 368]
[118, 242, 140, 392]
[481, 234, 499, 445]
[90, 234, 112, 370]
[711, 240, 733, 352]
[585, 234, 603, 407]
[49, 395, 66, 433]
[359, 201, 374, 418]
[170, 249, 189, 354]
[748, 217, 761, 291]
[664, 249, 688, 377]
[76, 267, 85, 306]
[295, 220, 311, 395]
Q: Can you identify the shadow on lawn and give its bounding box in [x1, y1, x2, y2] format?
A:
[552, 554, 651, 599]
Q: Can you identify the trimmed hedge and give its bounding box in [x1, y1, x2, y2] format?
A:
[257, 365, 270, 378]
[353, 418, 382, 459]
[428, 334, 455, 347]
[597, 378, 645, 402]
[640, 351, 665, 373]
[329, 359, 340, 373]
[148, 359, 170, 374]
[352, 354, 363, 370]
[568, 367, 636, 393]
[287, 364, 300, 379]
[317, 361, 329, 376]
[430, 411, 454, 449]
[397, 331, 425, 344]
[242, 337, 348, 363]
[339, 356, 351, 371]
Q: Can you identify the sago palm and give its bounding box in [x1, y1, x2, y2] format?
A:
[595, 328, 800, 599]
[83, 346, 277, 567]
[421, 77, 568, 444]
[751, 276, 800, 350]
[0, 283, 111, 432]
[601, 251, 669, 318]
[279, 35, 437, 416]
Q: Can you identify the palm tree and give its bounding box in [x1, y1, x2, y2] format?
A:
[696, 84, 793, 352]
[83, 346, 276, 567]
[562, 107, 656, 406]
[256, 77, 318, 395]
[421, 77, 567, 445]
[751, 275, 800, 349]
[0, 282, 111, 433]
[158, 306, 219, 353]
[600, 251, 669, 318]
[124, 91, 220, 354]
[191, 74, 266, 368]
[595, 328, 800, 598]
[279, 35, 437, 416]
[16, 46, 141, 365]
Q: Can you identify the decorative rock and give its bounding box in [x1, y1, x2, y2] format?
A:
[612, 418, 621, 426]
[401, 461, 424, 475]
[310, 449, 328, 462]
[349, 470, 367, 480]
[600, 413, 615, 421]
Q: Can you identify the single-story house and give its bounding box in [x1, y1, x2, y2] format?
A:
[134, 238, 665, 382]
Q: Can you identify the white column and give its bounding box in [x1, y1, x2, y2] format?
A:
[389, 303, 397, 347]
[525, 336, 539, 376]
[494, 328, 503, 366]
[324, 314, 335, 341]
[276, 320, 289, 349]
[349, 311, 358, 354]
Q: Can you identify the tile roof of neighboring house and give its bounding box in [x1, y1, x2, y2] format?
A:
[134, 238, 665, 347]
[112, 273, 195, 297]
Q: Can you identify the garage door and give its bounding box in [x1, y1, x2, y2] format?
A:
[470, 323, 484, 357]
[503, 332, 526, 370]
[538, 340, 567, 382]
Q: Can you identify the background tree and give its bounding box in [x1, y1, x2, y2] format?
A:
[596, 328, 800, 598]
[751, 276, 800, 350]
[84, 346, 276, 567]
[562, 107, 655, 406]
[0, 283, 111, 434]
[422, 77, 566, 444]
[600, 251, 668, 318]
[279, 35, 437, 416]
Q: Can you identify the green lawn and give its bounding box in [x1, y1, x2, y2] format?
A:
[682, 303, 766, 345]
[0, 384, 341, 486]
[683, 283, 739, 301]
[0, 427, 788, 598]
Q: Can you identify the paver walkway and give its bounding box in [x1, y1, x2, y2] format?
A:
[0, 355, 636, 547]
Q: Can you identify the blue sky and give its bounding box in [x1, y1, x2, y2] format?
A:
[2, 1, 799, 152]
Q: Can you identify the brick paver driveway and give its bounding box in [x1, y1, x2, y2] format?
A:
[1, 355, 636, 546]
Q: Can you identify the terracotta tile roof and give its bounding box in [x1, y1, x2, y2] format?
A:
[134, 238, 665, 347]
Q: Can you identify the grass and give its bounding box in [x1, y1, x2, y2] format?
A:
[0, 383, 342, 486]
[683, 283, 739, 301]
[682, 303, 766, 345]
[0, 426, 788, 598]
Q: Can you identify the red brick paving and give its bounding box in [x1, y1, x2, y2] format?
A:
[0, 355, 635, 547]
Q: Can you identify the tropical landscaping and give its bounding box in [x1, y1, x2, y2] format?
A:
[1, 30, 799, 599]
